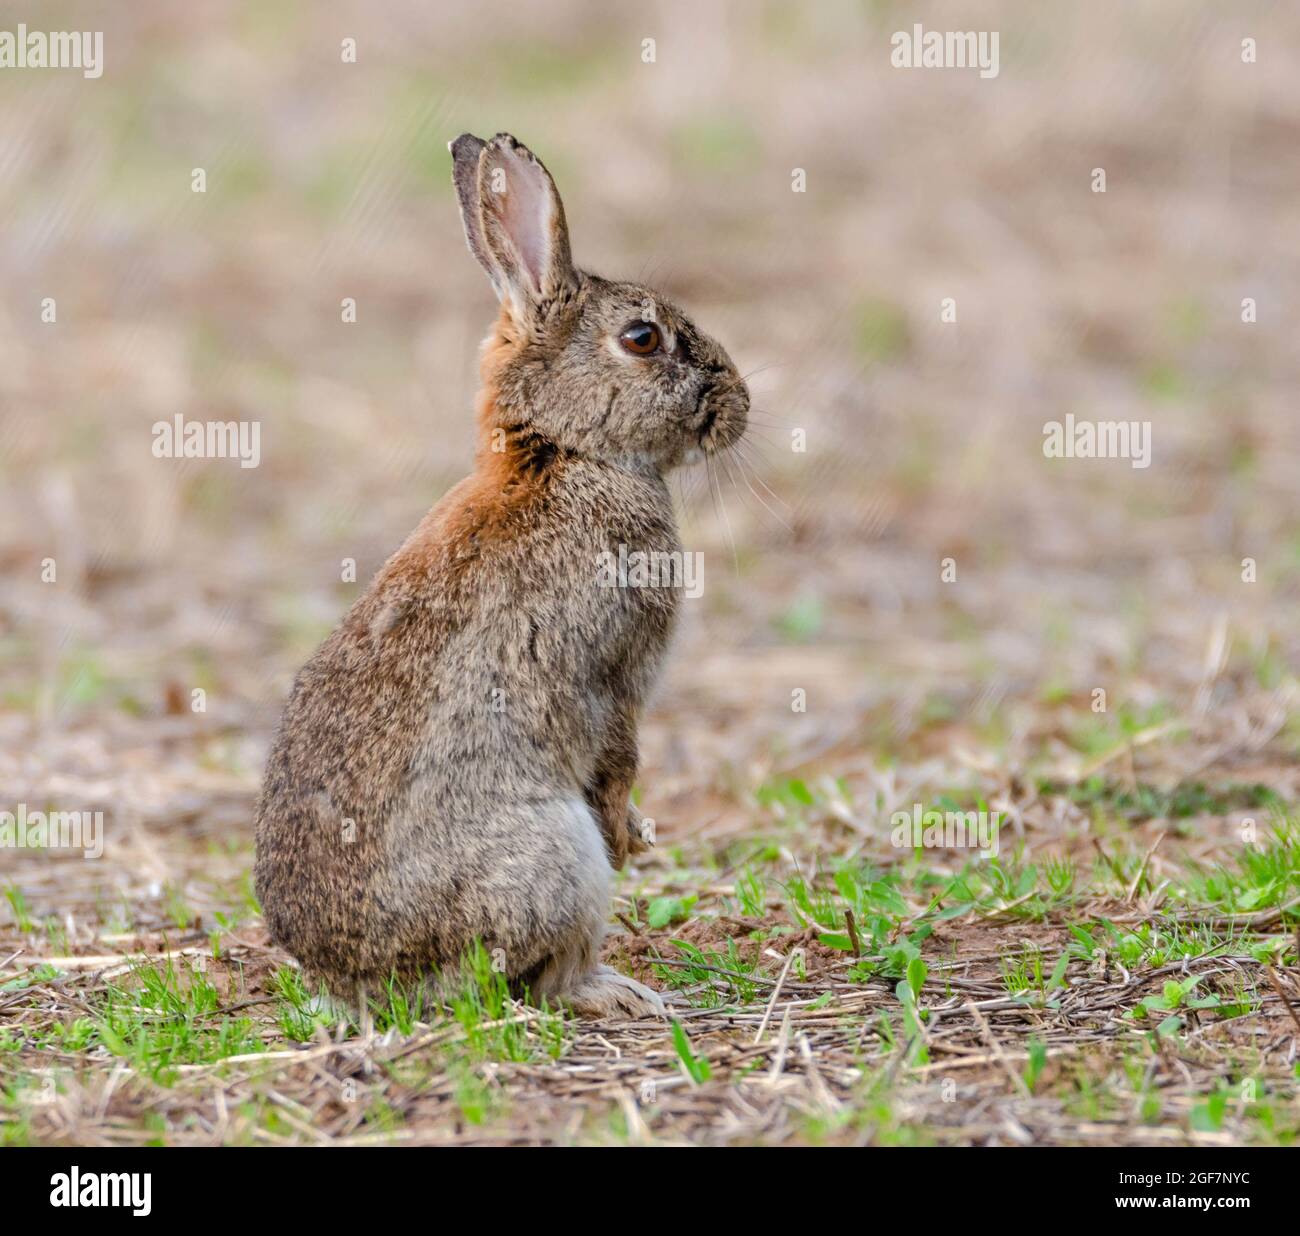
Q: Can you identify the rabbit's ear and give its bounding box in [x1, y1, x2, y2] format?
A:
[475, 133, 577, 316]
[449, 133, 504, 297]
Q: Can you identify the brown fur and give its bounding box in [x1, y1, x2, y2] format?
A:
[254, 133, 748, 1017]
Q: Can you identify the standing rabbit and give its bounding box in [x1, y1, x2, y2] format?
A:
[255, 132, 749, 1018]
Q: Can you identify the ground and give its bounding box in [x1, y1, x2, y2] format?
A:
[4, 723, 1298, 1145]
[1, 2, 1299, 1145]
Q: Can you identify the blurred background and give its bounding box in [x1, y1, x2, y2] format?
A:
[1, 0, 1297, 909]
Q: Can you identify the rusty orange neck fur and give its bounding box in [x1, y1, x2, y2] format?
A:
[471, 306, 566, 488]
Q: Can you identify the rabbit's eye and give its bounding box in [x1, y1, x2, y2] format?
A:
[619, 322, 662, 355]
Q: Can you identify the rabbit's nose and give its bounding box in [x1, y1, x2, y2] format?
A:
[695, 376, 748, 453]
[721, 373, 751, 421]
[734, 376, 751, 413]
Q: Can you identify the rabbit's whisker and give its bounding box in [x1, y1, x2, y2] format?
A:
[707, 454, 742, 578]
[748, 408, 795, 428]
[732, 434, 781, 468]
[731, 427, 783, 454]
[722, 448, 791, 534]
[731, 442, 792, 518]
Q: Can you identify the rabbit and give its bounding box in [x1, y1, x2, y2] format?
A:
[254, 132, 749, 1020]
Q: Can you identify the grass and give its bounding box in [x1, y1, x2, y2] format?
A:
[2, 784, 1299, 1145]
[1045, 775, 1285, 822]
[88, 958, 265, 1082]
[651, 938, 763, 1007]
[670, 1020, 712, 1084]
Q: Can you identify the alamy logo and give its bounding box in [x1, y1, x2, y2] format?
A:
[890, 24, 999, 79]
[891, 803, 1001, 858]
[1042, 414, 1151, 469]
[596, 543, 703, 599]
[0, 26, 102, 78]
[0, 804, 104, 859]
[50, 1168, 151, 1216]
[152, 415, 261, 468]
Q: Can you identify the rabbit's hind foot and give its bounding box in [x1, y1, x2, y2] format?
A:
[298, 977, 375, 1039]
[564, 965, 666, 1020]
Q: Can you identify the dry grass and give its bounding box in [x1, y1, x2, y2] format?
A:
[4, 748, 1298, 1145]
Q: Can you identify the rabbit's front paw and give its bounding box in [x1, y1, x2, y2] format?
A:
[626, 803, 655, 856]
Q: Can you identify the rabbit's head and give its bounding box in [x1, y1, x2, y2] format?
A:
[451, 133, 748, 471]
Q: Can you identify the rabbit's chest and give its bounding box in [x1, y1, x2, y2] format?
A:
[546, 466, 684, 675]
[568, 528, 683, 692]
[593, 542, 690, 612]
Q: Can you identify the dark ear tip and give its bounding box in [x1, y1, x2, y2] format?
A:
[449, 133, 485, 159]
[490, 132, 539, 161]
